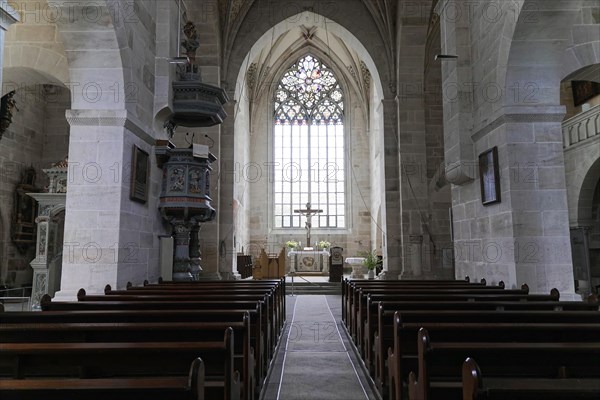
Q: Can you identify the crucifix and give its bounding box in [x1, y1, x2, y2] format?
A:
[294, 202, 323, 248]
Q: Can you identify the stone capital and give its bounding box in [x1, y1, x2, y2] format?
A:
[0, 1, 19, 31]
[66, 109, 155, 145]
[472, 106, 567, 142]
[445, 160, 475, 185]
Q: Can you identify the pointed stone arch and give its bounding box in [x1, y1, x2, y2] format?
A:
[45, 0, 132, 110]
[504, 0, 600, 107]
[234, 11, 384, 108]
[226, 7, 389, 97]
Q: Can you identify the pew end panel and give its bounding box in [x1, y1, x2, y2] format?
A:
[461, 358, 482, 400]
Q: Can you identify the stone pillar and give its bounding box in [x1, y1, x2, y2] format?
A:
[396, 21, 430, 278]
[437, 0, 476, 186]
[501, 108, 576, 297]
[0, 1, 19, 90]
[55, 110, 159, 299]
[378, 98, 403, 280]
[218, 94, 239, 280]
[451, 106, 577, 297]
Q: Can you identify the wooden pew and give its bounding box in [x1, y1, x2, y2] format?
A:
[365, 297, 599, 378]
[131, 279, 286, 335]
[0, 328, 241, 400]
[76, 290, 278, 357]
[0, 357, 205, 400]
[407, 328, 600, 400]
[386, 312, 600, 400]
[146, 278, 286, 323]
[352, 286, 559, 347]
[111, 284, 285, 337]
[37, 298, 268, 394]
[342, 278, 488, 325]
[461, 357, 600, 400]
[344, 280, 505, 333]
[0, 317, 255, 400]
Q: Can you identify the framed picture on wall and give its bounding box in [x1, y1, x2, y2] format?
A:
[572, 80, 600, 107]
[479, 146, 501, 206]
[130, 145, 149, 204]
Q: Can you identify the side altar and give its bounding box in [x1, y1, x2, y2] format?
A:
[288, 249, 330, 274]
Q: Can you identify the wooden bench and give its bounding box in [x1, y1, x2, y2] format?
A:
[0, 318, 255, 400]
[385, 312, 600, 400]
[344, 281, 506, 334]
[407, 328, 600, 400]
[461, 357, 600, 400]
[75, 290, 278, 358]
[37, 299, 268, 396]
[110, 284, 285, 337]
[0, 357, 205, 400]
[342, 278, 489, 325]
[0, 328, 241, 400]
[364, 297, 600, 379]
[144, 279, 286, 324]
[352, 286, 559, 347]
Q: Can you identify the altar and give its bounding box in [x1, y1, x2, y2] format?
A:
[288, 250, 330, 274]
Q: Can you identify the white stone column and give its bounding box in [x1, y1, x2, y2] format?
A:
[217, 93, 240, 280]
[501, 108, 576, 297]
[55, 110, 161, 299]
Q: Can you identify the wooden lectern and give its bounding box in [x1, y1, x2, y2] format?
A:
[253, 248, 286, 279]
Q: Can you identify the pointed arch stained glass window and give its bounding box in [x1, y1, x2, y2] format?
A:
[273, 55, 346, 229]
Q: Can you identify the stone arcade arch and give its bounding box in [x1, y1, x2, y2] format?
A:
[43, 1, 170, 297]
[438, 0, 599, 295]
[226, 10, 389, 277]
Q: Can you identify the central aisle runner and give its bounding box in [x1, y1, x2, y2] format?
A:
[275, 295, 373, 400]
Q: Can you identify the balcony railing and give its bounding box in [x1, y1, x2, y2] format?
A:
[563, 105, 600, 149]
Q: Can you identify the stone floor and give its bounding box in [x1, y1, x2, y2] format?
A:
[261, 294, 379, 400]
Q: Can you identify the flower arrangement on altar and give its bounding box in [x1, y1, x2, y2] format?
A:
[285, 240, 299, 249]
[318, 240, 331, 249]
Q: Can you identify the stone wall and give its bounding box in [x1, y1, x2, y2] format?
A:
[439, 0, 599, 295]
[0, 85, 69, 288]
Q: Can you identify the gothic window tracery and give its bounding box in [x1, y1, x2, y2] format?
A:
[273, 55, 346, 229]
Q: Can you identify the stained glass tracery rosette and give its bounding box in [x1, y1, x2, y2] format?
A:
[274, 55, 344, 125]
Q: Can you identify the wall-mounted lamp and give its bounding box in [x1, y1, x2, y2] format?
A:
[204, 134, 215, 149]
[435, 55, 458, 60]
